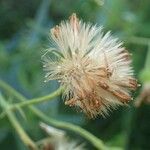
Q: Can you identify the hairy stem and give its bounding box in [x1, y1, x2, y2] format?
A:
[0, 94, 38, 150]
[8, 86, 63, 111]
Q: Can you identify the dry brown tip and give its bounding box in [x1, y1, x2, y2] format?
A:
[65, 98, 77, 106]
[129, 78, 138, 90]
[98, 80, 109, 90]
[120, 49, 131, 61]
[97, 67, 108, 78]
[69, 13, 79, 31]
[110, 89, 131, 103]
[51, 25, 60, 39]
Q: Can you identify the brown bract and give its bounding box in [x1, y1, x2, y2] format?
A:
[64, 57, 138, 118]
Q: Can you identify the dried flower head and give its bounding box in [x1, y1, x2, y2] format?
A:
[43, 13, 138, 118]
[40, 122, 85, 150]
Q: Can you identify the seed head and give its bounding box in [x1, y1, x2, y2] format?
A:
[40, 122, 85, 150]
[43, 13, 138, 118]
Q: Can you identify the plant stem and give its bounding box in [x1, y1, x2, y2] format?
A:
[31, 107, 107, 150]
[125, 36, 150, 70]
[32, 107, 122, 150]
[125, 36, 150, 46]
[0, 80, 122, 150]
[8, 86, 63, 111]
[0, 94, 37, 150]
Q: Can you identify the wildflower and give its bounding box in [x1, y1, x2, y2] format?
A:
[43, 13, 138, 118]
[39, 122, 85, 150]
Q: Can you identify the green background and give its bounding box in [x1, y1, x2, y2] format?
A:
[0, 0, 150, 150]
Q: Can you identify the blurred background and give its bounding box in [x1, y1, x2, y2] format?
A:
[0, 0, 150, 150]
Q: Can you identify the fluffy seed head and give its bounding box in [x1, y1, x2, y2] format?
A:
[40, 122, 85, 150]
[43, 13, 138, 118]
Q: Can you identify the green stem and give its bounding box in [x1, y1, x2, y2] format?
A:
[125, 36, 150, 69]
[0, 94, 37, 150]
[32, 107, 122, 150]
[0, 80, 122, 150]
[125, 36, 150, 46]
[32, 107, 107, 150]
[0, 80, 26, 101]
[8, 86, 63, 111]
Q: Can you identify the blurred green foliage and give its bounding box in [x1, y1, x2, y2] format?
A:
[0, 0, 150, 150]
